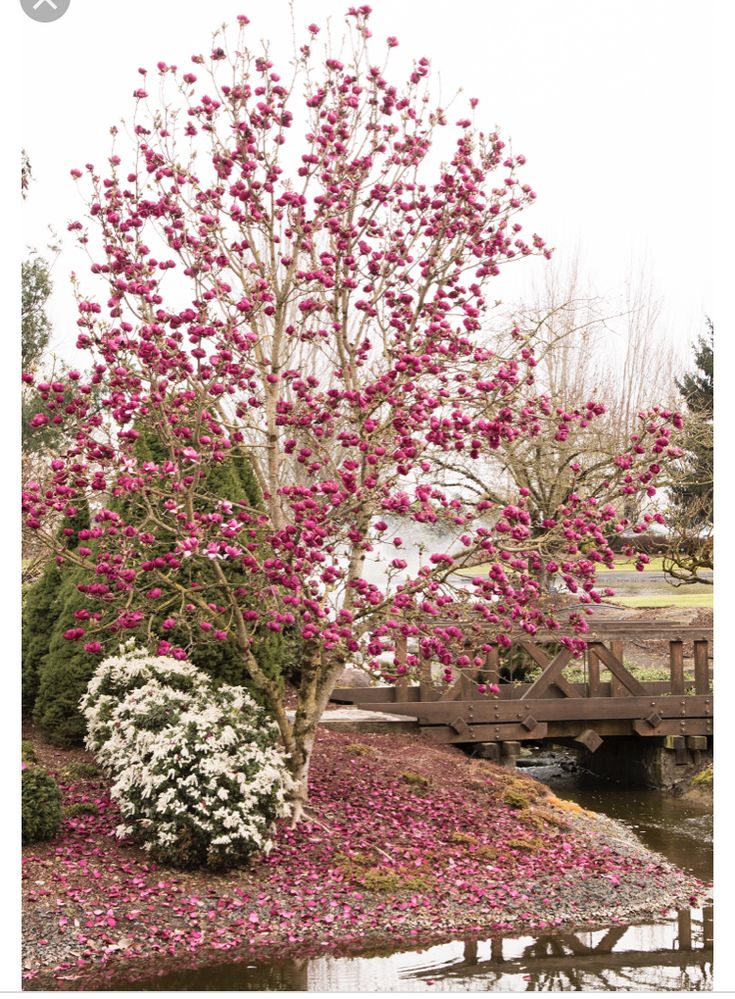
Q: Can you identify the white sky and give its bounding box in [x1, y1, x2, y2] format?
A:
[18, 0, 713, 362]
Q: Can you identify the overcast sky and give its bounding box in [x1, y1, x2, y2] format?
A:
[18, 0, 713, 365]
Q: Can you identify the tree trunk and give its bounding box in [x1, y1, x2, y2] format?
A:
[287, 730, 316, 826]
[286, 645, 345, 825]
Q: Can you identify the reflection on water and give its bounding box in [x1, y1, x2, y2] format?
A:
[99, 907, 712, 992]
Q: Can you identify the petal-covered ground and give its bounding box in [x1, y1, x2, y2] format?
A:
[22, 727, 705, 990]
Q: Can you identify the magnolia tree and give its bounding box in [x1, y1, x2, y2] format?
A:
[22, 7, 683, 819]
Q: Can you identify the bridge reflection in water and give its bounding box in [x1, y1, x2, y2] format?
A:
[99, 906, 712, 992]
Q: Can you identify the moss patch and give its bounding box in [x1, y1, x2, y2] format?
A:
[691, 765, 713, 787]
[507, 837, 544, 853]
[63, 802, 100, 818]
[503, 788, 529, 810]
[449, 831, 478, 846]
[62, 761, 101, 780]
[400, 770, 430, 789]
[345, 743, 378, 758]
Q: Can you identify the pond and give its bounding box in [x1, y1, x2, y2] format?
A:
[97, 754, 713, 991]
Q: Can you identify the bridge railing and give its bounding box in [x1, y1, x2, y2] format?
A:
[370, 622, 713, 702]
[330, 621, 713, 748]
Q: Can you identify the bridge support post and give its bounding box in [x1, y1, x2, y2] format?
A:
[500, 741, 520, 769]
[580, 736, 712, 788]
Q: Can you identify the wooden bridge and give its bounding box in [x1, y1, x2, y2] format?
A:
[330, 621, 713, 763]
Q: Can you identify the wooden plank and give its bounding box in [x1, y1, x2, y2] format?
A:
[426, 617, 712, 642]
[332, 686, 419, 704]
[518, 640, 577, 698]
[545, 718, 711, 739]
[461, 669, 482, 700]
[670, 640, 685, 695]
[587, 646, 602, 698]
[694, 640, 710, 694]
[520, 648, 574, 700]
[499, 679, 674, 699]
[550, 674, 578, 698]
[419, 659, 434, 702]
[584, 625, 713, 641]
[395, 635, 408, 695]
[609, 640, 627, 697]
[439, 677, 465, 702]
[365, 693, 712, 724]
[423, 716, 713, 744]
[332, 678, 677, 706]
[588, 641, 647, 697]
[517, 640, 551, 669]
[632, 718, 712, 738]
[422, 722, 548, 745]
[485, 646, 500, 685]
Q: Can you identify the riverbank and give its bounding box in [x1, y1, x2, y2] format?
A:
[22, 727, 708, 991]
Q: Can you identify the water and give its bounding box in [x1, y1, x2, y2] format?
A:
[97, 917, 712, 991]
[95, 756, 712, 992]
[521, 757, 713, 882]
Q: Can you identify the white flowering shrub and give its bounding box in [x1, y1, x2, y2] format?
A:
[80, 645, 293, 869]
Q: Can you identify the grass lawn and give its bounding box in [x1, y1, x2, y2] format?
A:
[605, 591, 713, 609]
[455, 556, 669, 577]
[608, 556, 666, 572]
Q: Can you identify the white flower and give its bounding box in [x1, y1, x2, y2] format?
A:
[81, 647, 293, 869]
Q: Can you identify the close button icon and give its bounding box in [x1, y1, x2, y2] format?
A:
[21, 0, 70, 22]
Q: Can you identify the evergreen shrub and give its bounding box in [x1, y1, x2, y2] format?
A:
[22, 765, 63, 844]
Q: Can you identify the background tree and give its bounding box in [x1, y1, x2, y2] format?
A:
[433, 259, 681, 586]
[21, 152, 73, 581]
[22, 501, 90, 716]
[22, 255, 53, 375]
[21, 148, 32, 200]
[22, 9, 682, 818]
[663, 320, 713, 586]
